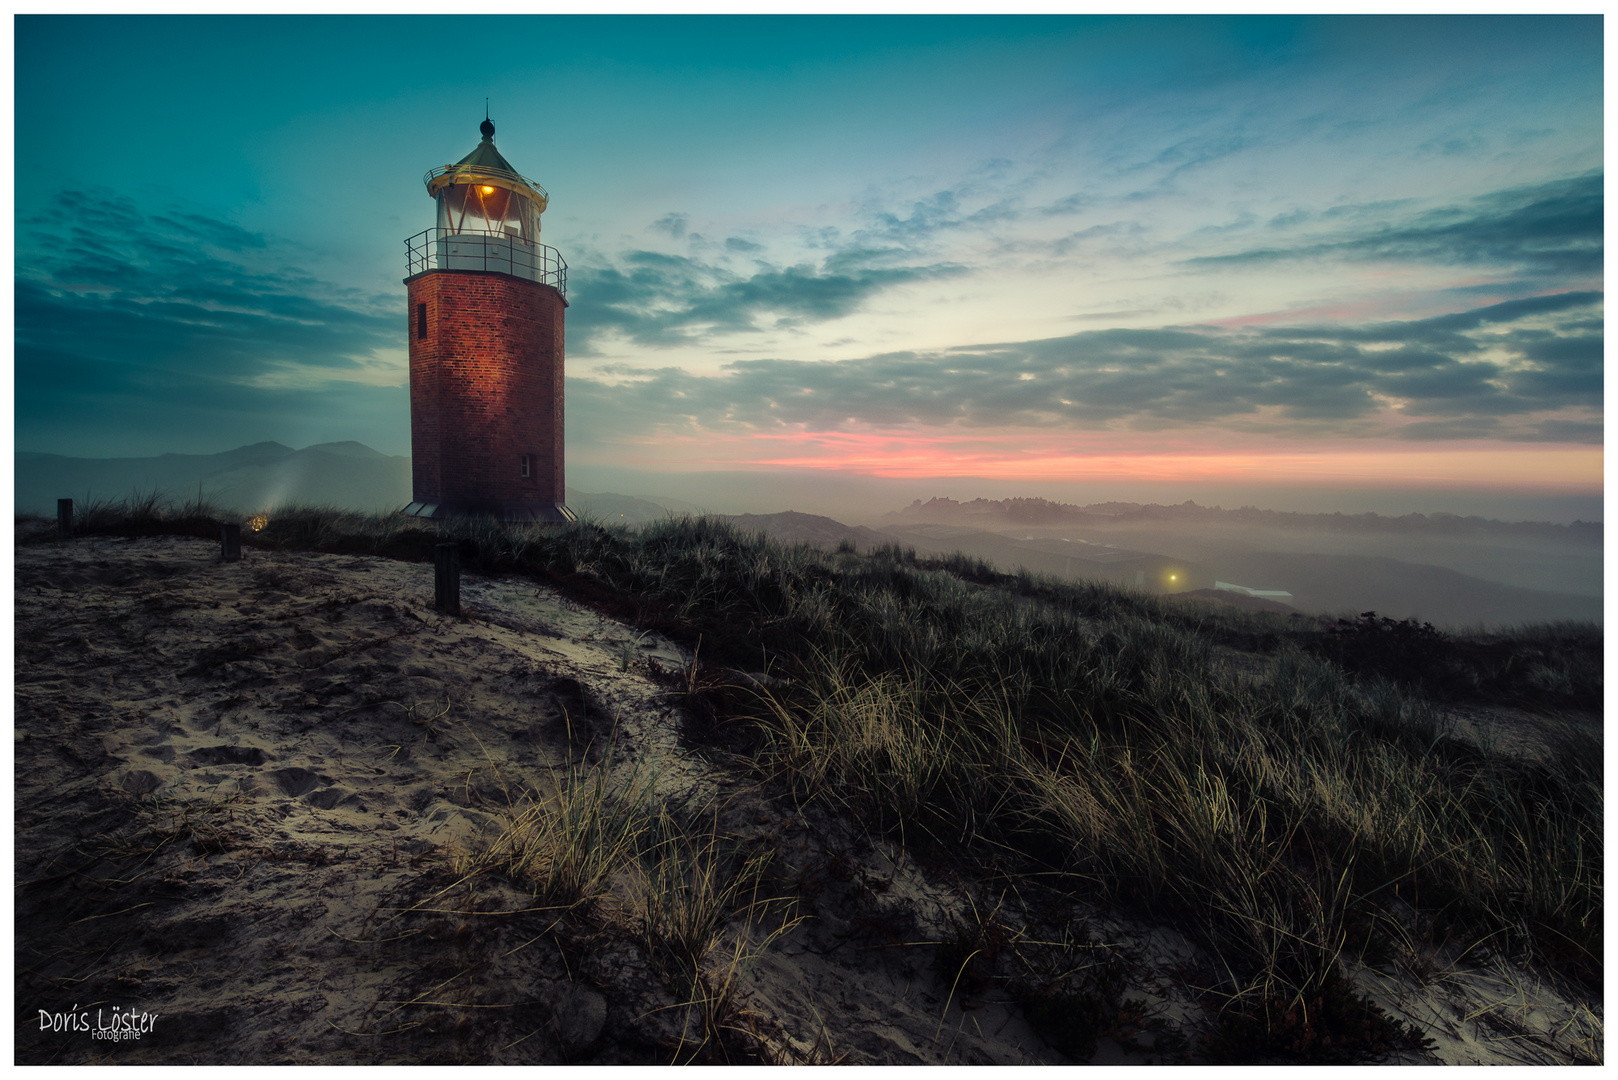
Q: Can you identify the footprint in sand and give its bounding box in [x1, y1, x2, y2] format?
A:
[187, 744, 272, 767]
[269, 766, 324, 797]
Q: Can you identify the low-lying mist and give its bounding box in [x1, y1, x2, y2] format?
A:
[15, 444, 1603, 631]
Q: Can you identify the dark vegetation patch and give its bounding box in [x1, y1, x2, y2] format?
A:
[1203, 970, 1435, 1065]
[1308, 611, 1602, 711]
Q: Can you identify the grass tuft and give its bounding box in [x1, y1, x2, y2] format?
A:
[454, 759, 653, 912]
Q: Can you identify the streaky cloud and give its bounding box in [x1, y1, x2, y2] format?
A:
[16, 192, 397, 383]
[1187, 172, 1601, 275]
[570, 292, 1602, 442]
[568, 252, 964, 351]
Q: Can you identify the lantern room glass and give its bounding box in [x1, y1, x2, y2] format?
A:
[436, 183, 541, 242]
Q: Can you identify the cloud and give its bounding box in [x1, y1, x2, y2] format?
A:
[148, 212, 268, 252]
[1394, 418, 1503, 441]
[844, 187, 1030, 250]
[1050, 221, 1148, 257]
[567, 251, 964, 351]
[570, 292, 1602, 442]
[1502, 418, 1604, 443]
[14, 345, 409, 457]
[1144, 131, 1260, 187]
[1189, 172, 1602, 275]
[1261, 290, 1603, 363]
[651, 212, 689, 239]
[16, 190, 398, 385]
[1037, 193, 1091, 217]
[859, 190, 965, 242]
[13, 191, 406, 454]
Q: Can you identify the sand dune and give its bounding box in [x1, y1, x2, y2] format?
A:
[14, 537, 1600, 1064]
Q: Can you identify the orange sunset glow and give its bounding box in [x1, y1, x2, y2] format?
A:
[594, 427, 1603, 491]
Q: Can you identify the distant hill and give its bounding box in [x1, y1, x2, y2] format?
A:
[881, 522, 1199, 591]
[886, 496, 1601, 544]
[723, 511, 891, 551]
[859, 521, 1599, 628]
[17, 444, 731, 526]
[566, 490, 683, 525]
[1211, 551, 1603, 627]
[16, 443, 411, 515]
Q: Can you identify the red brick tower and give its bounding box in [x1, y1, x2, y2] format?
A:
[402, 117, 573, 522]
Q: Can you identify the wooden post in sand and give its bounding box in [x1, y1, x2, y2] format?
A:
[435, 542, 461, 616]
[221, 523, 242, 563]
[57, 499, 72, 538]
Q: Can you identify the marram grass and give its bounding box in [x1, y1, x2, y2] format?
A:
[23, 495, 1602, 1059]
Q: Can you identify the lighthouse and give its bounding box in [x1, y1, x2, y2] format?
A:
[402, 116, 574, 522]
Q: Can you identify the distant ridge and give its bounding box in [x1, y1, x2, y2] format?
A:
[885, 496, 1600, 542]
[723, 511, 890, 551]
[566, 490, 682, 525]
[15, 443, 411, 515]
[15, 444, 721, 526]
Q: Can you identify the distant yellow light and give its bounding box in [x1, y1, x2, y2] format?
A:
[480, 185, 495, 195]
[1169, 574, 1177, 581]
[247, 514, 268, 532]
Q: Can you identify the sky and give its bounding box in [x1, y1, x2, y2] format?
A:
[12, 15, 1605, 519]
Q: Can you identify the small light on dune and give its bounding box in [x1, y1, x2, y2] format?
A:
[247, 514, 268, 532]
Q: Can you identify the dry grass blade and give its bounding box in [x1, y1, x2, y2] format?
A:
[454, 757, 654, 912]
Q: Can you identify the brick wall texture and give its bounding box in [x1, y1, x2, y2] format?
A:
[406, 270, 566, 512]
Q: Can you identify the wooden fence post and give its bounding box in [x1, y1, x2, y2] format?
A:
[221, 523, 242, 563]
[435, 542, 461, 616]
[57, 498, 73, 538]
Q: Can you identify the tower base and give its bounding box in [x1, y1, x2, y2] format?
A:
[402, 499, 576, 523]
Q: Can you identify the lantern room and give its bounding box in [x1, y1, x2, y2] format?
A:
[427, 117, 547, 241]
[407, 117, 566, 288]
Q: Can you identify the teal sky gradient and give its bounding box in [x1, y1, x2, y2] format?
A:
[13, 15, 1603, 507]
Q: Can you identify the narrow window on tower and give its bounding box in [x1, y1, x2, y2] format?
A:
[520, 454, 531, 478]
[417, 304, 428, 340]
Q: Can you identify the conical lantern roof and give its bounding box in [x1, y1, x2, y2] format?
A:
[424, 118, 548, 211]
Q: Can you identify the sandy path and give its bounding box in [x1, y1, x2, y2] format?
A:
[16, 536, 703, 1062]
[12, 537, 1060, 1063]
